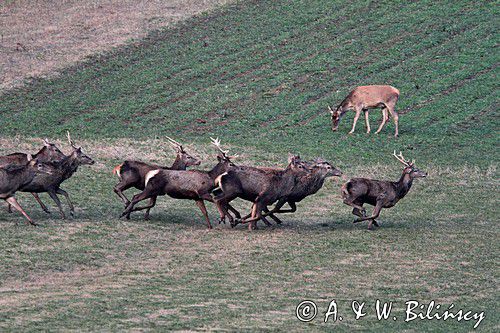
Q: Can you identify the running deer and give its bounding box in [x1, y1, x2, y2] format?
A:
[113, 137, 201, 220]
[212, 154, 311, 230]
[341, 151, 427, 230]
[258, 158, 342, 220]
[329, 85, 400, 136]
[120, 138, 240, 229]
[0, 157, 55, 225]
[1, 139, 66, 214]
[16, 132, 95, 219]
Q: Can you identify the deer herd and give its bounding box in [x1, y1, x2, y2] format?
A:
[0, 85, 426, 230]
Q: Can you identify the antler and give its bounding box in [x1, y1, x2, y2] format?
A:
[66, 131, 76, 148]
[392, 150, 414, 167]
[327, 105, 334, 114]
[166, 136, 184, 152]
[210, 137, 230, 156]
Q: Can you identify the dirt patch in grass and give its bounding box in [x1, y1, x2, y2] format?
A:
[0, 0, 231, 91]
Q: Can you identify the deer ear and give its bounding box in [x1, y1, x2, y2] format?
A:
[27, 154, 33, 161]
[43, 138, 51, 147]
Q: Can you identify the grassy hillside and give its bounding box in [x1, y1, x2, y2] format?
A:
[0, 0, 498, 331]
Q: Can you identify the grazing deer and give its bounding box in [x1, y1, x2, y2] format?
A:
[341, 151, 427, 230]
[213, 154, 311, 230]
[120, 138, 240, 229]
[16, 132, 95, 219]
[0, 157, 55, 225]
[259, 158, 342, 219]
[329, 85, 400, 136]
[1, 139, 66, 214]
[113, 137, 201, 220]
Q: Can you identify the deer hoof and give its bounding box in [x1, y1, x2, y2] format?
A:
[29, 221, 39, 227]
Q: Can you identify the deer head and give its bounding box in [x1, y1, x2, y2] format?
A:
[312, 158, 342, 177]
[393, 151, 427, 178]
[166, 136, 201, 167]
[328, 105, 344, 131]
[67, 131, 95, 165]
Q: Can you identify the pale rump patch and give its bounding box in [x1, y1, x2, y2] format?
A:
[145, 169, 161, 187]
[341, 183, 349, 199]
[214, 172, 228, 188]
[112, 163, 123, 178]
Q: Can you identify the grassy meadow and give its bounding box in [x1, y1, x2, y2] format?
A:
[0, 0, 498, 331]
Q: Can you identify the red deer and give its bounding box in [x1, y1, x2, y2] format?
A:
[341, 151, 427, 230]
[1, 139, 66, 214]
[329, 85, 400, 136]
[15, 132, 95, 219]
[120, 138, 240, 229]
[258, 158, 342, 220]
[0, 157, 55, 225]
[212, 154, 311, 230]
[113, 137, 201, 220]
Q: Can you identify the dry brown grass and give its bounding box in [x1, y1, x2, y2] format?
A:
[0, 0, 231, 91]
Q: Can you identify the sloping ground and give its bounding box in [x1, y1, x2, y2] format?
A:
[0, 1, 497, 167]
[0, 0, 498, 331]
[0, 0, 230, 90]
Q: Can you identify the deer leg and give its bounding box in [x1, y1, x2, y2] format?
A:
[113, 182, 131, 207]
[144, 196, 157, 220]
[386, 104, 399, 137]
[354, 201, 383, 228]
[375, 108, 389, 134]
[348, 108, 362, 134]
[5, 197, 37, 226]
[121, 191, 153, 219]
[7, 203, 13, 213]
[344, 198, 366, 219]
[195, 200, 212, 229]
[364, 110, 371, 133]
[260, 207, 274, 226]
[31, 193, 51, 214]
[48, 190, 66, 219]
[55, 188, 74, 217]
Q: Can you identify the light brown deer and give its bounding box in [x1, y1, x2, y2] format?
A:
[329, 85, 400, 136]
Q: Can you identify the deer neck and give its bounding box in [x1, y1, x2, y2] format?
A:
[395, 172, 413, 199]
[60, 153, 80, 180]
[208, 161, 226, 180]
[303, 172, 327, 195]
[170, 155, 186, 170]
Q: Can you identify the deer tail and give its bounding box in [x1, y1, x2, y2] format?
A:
[113, 163, 123, 178]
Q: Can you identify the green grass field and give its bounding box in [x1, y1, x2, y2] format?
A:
[0, 0, 498, 331]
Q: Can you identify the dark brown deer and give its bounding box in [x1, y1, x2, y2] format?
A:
[258, 158, 342, 220]
[16, 132, 95, 219]
[113, 137, 201, 220]
[212, 154, 311, 230]
[0, 157, 55, 225]
[120, 138, 240, 229]
[0, 138, 65, 167]
[341, 151, 427, 230]
[329, 85, 400, 136]
[1, 139, 66, 214]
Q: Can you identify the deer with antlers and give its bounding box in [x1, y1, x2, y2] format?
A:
[1, 157, 56, 225]
[329, 85, 400, 136]
[14, 132, 95, 219]
[212, 154, 312, 230]
[120, 138, 240, 229]
[113, 137, 201, 220]
[1, 139, 67, 214]
[341, 151, 427, 230]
